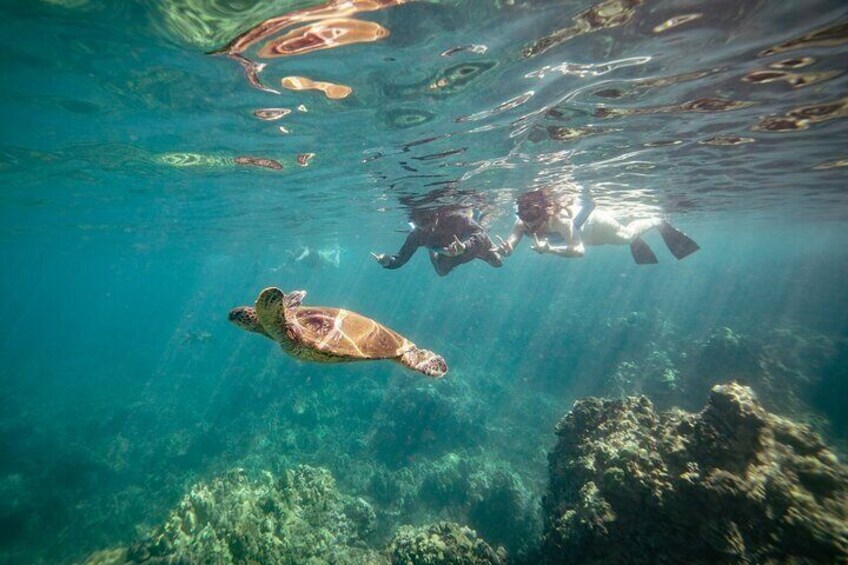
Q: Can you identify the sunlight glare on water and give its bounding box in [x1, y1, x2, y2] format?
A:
[2, 0, 847, 247]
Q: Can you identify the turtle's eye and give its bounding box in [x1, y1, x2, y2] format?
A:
[228, 308, 248, 323]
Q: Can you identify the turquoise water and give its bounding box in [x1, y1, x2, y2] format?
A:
[1, 0, 847, 562]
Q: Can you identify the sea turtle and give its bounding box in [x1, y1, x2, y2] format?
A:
[228, 287, 448, 378]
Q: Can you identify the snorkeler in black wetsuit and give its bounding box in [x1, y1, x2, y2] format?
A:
[371, 189, 503, 276]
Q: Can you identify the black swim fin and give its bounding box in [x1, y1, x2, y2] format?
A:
[658, 220, 700, 260]
[630, 237, 658, 265]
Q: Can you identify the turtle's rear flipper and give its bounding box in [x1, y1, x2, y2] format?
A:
[399, 347, 448, 378]
[630, 237, 659, 265]
[658, 220, 700, 259]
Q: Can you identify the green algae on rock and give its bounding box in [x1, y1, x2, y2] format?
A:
[82, 467, 516, 565]
[543, 382, 848, 564]
[98, 465, 386, 564]
[387, 521, 507, 565]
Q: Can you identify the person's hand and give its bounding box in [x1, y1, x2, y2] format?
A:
[531, 234, 551, 254]
[495, 235, 513, 257]
[443, 235, 466, 257]
[370, 252, 392, 267]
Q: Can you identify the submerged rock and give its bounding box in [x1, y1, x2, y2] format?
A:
[543, 383, 848, 564]
[681, 326, 840, 423]
[387, 521, 506, 565]
[115, 465, 385, 564]
[467, 466, 541, 557]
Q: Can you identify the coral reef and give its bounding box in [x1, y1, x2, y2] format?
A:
[543, 382, 848, 564]
[369, 380, 486, 466]
[415, 453, 542, 556]
[417, 453, 472, 508]
[581, 320, 844, 442]
[112, 465, 385, 564]
[682, 327, 765, 400]
[387, 521, 507, 565]
[467, 466, 540, 556]
[681, 326, 841, 423]
[82, 465, 516, 565]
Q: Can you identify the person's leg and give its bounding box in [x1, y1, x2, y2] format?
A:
[581, 211, 633, 245]
[622, 217, 699, 261]
[472, 234, 503, 268]
[430, 249, 475, 276]
[430, 251, 454, 276]
[622, 217, 664, 239]
[586, 213, 659, 264]
[621, 218, 664, 264]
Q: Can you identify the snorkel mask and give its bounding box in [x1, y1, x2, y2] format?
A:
[517, 190, 550, 226]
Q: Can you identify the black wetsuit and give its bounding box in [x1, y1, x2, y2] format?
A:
[381, 209, 502, 276]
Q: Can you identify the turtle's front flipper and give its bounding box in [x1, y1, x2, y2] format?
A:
[398, 347, 448, 378]
[256, 287, 288, 341]
[284, 290, 307, 308]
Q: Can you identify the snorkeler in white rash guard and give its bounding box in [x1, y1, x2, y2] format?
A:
[497, 188, 700, 264]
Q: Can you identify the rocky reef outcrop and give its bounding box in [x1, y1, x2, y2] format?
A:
[387, 521, 506, 565]
[681, 326, 841, 420]
[82, 464, 512, 565]
[102, 465, 385, 564]
[543, 383, 848, 564]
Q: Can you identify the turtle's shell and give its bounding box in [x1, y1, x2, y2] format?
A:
[287, 306, 413, 360]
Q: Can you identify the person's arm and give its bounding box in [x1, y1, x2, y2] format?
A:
[534, 214, 585, 258]
[371, 230, 421, 269]
[496, 220, 525, 256]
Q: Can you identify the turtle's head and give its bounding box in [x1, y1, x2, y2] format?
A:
[228, 306, 264, 334]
